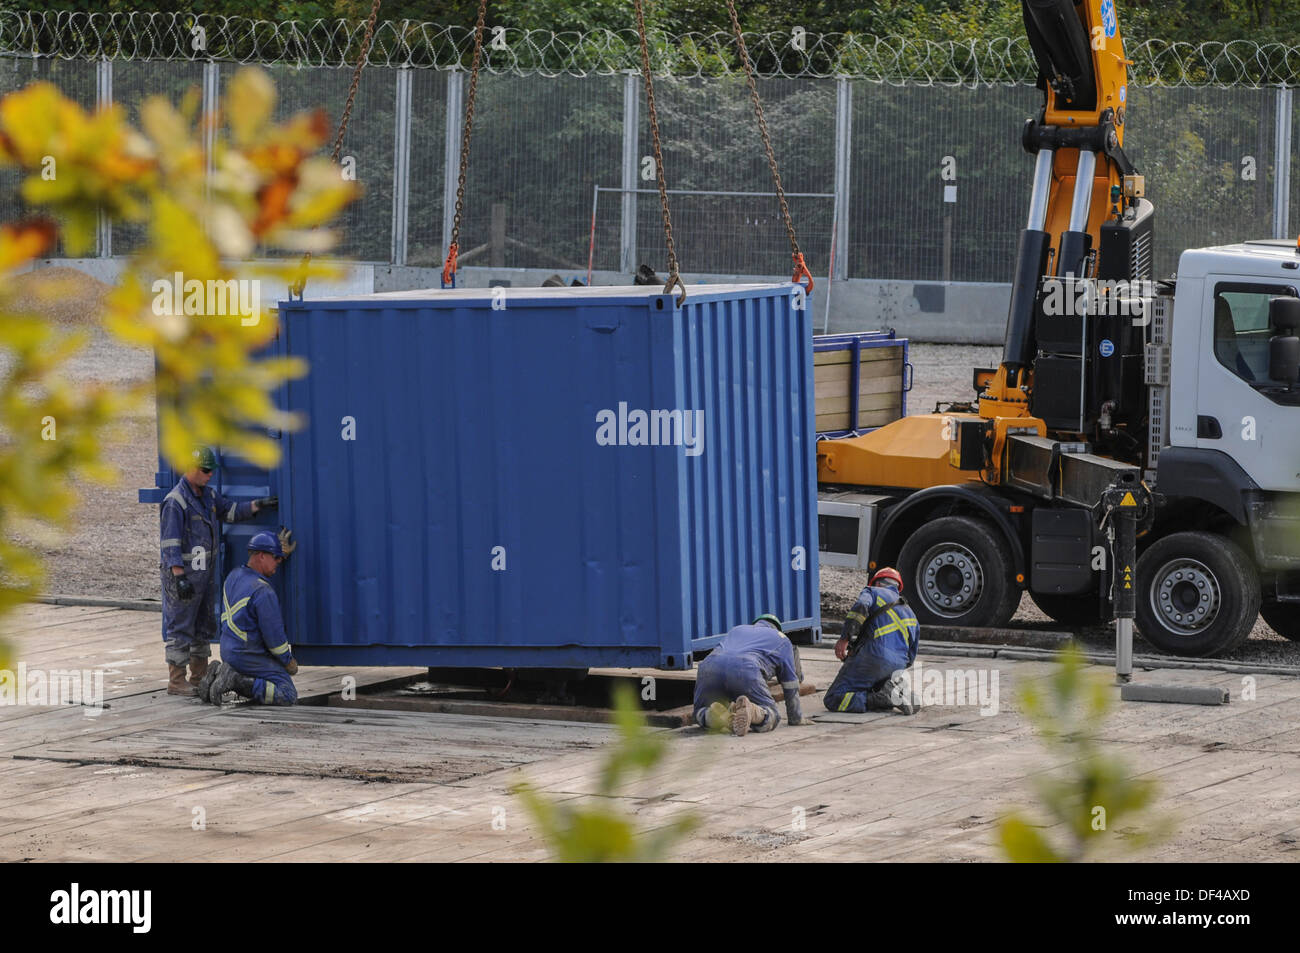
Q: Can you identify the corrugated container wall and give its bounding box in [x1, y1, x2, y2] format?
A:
[151, 284, 819, 670]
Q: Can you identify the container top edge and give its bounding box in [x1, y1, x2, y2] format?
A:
[277, 282, 796, 309]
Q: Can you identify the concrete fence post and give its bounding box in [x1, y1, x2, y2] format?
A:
[391, 66, 412, 266]
[1274, 85, 1292, 240]
[96, 57, 113, 258]
[620, 72, 640, 276]
[833, 77, 852, 281]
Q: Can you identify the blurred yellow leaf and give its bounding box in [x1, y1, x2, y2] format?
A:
[226, 68, 276, 147]
[0, 220, 55, 269]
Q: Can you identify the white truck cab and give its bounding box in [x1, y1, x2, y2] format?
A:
[1169, 242, 1300, 493]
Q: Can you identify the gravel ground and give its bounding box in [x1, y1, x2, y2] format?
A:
[5, 267, 160, 603]
[17, 279, 1297, 664]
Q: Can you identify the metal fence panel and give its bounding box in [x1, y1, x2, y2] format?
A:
[847, 81, 1039, 283]
[447, 73, 621, 274]
[111, 60, 206, 255]
[238, 64, 396, 262]
[0, 56, 97, 256]
[628, 76, 836, 279]
[405, 68, 446, 268]
[1127, 85, 1276, 278]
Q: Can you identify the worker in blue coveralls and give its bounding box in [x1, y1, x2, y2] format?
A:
[198, 529, 300, 705]
[823, 567, 921, 715]
[693, 614, 808, 736]
[159, 446, 276, 696]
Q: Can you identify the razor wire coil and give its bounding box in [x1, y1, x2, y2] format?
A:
[4, 11, 1300, 87]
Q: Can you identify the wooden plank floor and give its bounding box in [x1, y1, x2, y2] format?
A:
[2, 603, 1299, 862]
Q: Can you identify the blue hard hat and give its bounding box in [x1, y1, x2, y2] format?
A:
[247, 531, 284, 559]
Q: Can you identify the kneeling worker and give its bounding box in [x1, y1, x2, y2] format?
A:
[823, 567, 921, 715]
[693, 614, 807, 736]
[199, 529, 299, 705]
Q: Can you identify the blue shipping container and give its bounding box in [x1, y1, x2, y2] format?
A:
[143, 283, 820, 670]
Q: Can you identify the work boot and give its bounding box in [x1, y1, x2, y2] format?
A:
[167, 664, 197, 697]
[730, 696, 754, 737]
[888, 671, 921, 715]
[188, 655, 209, 687]
[729, 696, 766, 736]
[867, 673, 920, 715]
[208, 664, 255, 704]
[865, 686, 896, 711]
[195, 660, 223, 703]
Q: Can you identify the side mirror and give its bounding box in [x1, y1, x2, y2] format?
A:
[1269, 297, 1300, 385]
[1270, 296, 1300, 334]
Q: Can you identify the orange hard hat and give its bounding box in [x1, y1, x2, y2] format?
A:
[870, 567, 904, 592]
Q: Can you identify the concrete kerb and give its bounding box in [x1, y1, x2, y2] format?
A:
[921, 641, 1300, 678]
[34, 594, 162, 612]
[824, 618, 1300, 677]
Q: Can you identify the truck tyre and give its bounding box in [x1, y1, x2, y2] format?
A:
[1029, 591, 1105, 627]
[1260, 601, 1300, 642]
[1134, 532, 1260, 657]
[898, 516, 1020, 628]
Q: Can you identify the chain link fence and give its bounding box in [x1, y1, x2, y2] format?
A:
[1, 13, 1298, 285]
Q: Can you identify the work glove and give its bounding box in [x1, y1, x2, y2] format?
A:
[277, 526, 297, 557]
[842, 603, 868, 644]
[285, 659, 299, 676]
[253, 496, 278, 511]
[175, 575, 195, 602]
[783, 686, 807, 726]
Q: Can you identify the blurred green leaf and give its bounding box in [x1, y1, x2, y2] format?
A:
[514, 682, 697, 862]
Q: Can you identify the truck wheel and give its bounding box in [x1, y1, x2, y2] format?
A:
[1029, 591, 1104, 627]
[898, 516, 1019, 628]
[1134, 532, 1260, 657]
[1260, 601, 1300, 642]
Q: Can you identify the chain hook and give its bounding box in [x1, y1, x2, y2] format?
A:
[791, 252, 814, 295]
[662, 272, 686, 307]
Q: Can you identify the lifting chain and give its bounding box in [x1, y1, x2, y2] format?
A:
[724, 0, 813, 295]
[634, 0, 686, 306]
[291, 0, 383, 299]
[441, 0, 489, 288]
[331, 0, 383, 163]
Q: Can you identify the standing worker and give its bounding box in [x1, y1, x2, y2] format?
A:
[693, 614, 808, 736]
[200, 529, 299, 706]
[159, 446, 276, 696]
[824, 568, 921, 715]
